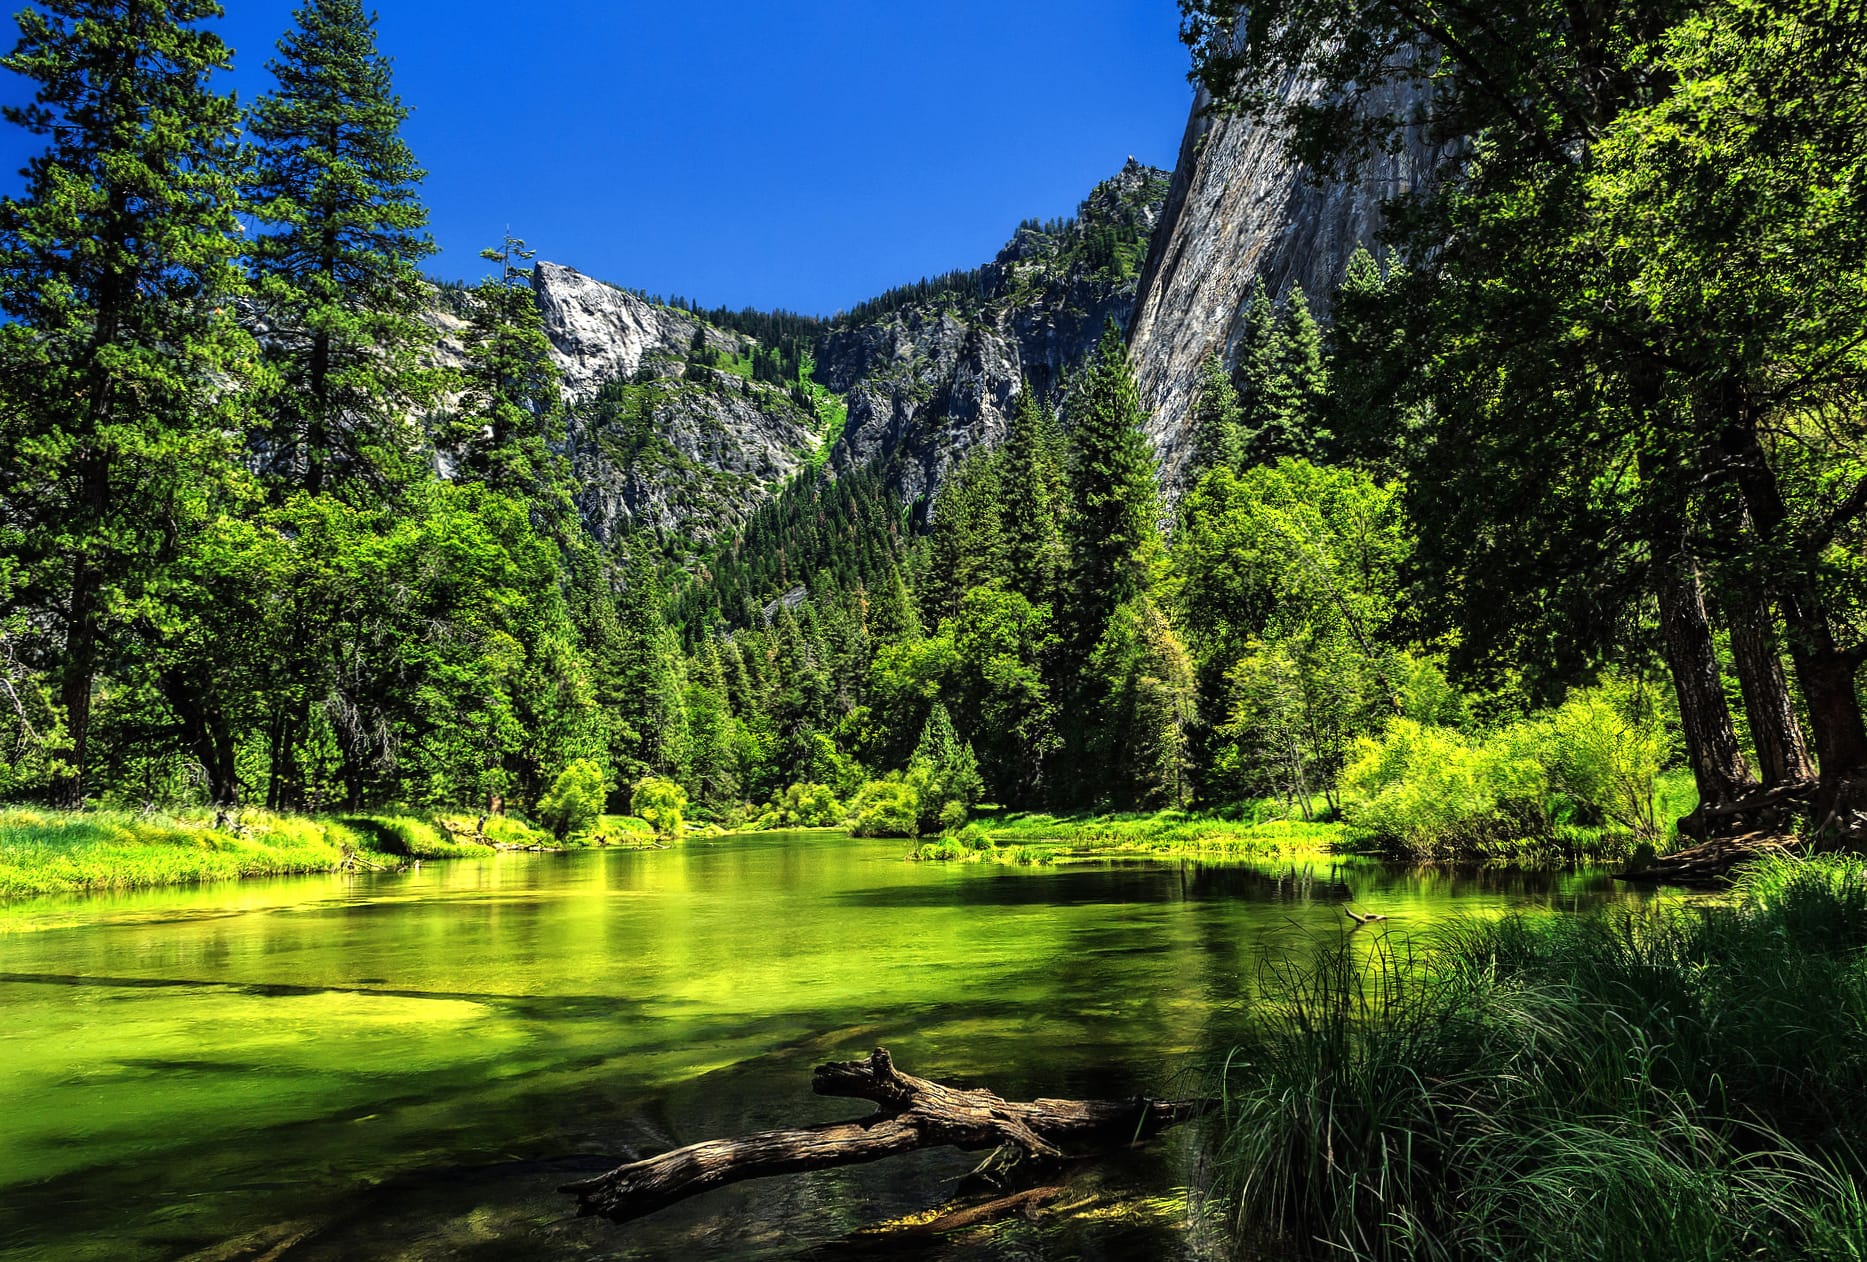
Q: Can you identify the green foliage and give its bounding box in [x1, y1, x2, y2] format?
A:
[629, 776, 688, 841]
[909, 702, 984, 834]
[244, 0, 436, 497]
[536, 759, 611, 840]
[848, 775, 921, 838]
[1340, 680, 1673, 857]
[1186, 352, 1243, 481]
[754, 781, 844, 831]
[950, 585, 1057, 806]
[447, 233, 568, 499]
[1211, 858, 1867, 1260]
[1173, 460, 1410, 812]
[1064, 321, 1164, 631]
[0, 0, 254, 805]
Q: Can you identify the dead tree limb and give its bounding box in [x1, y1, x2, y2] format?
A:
[562, 1046, 1200, 1225]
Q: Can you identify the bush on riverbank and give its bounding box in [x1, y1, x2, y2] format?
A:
[339, 815, 496, 859]
[1209, 855, 1867, 1260]
[0, 808, 497, 899]
[1338, 680, 1682, 861]
[982, 806, 1343, 857]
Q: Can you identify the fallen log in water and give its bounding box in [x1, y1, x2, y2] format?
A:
[562, 1046, 1200, 1225]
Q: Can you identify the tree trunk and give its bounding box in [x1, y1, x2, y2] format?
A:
[1726, 593, 1816, 788]
[54, 468, 107, 809]
[54, 585, 96, 810]
[562, 1047, 1199, 1226]
[1654, 552, 1755, 821]
[1719, 408, 1867, 784]
[163, 674, 240, 806]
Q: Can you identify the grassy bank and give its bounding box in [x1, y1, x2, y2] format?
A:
[975, 807, 1346, 860]
[1208, 855, 1867, 1260]
[0, 808, 532, 900]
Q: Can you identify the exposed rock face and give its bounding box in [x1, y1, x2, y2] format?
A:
[532, 262, 739, 399]
[526, 264, 821, 547]
[563, 367, 820, 547]
[817, 159, 1171, 517]
[1128, 78, 1440, 483]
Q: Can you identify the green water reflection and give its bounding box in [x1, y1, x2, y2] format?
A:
[0, 832, 1652, 1260]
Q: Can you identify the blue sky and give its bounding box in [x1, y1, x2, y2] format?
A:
[0, 1, 1195, 316]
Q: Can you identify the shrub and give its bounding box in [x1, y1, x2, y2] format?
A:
[1340, 678, 1671, 856]
[848, 776, 920, 838]
[951, 821, 994, 852]
[630, 776, 689, 841]
[755, 782, 844, 830]
[536, 759, 611, 840]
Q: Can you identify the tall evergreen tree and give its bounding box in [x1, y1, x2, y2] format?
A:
[1064, 321, 1164, 638]
[1233, 281, 1281, 459]
[1001, 384, 1067, 603]
[244, 0, 436, 499]
[1185, 352, 1244, 482]
[1325, 246, 1414, 472]
[1269, 286, 1330, 455]
[449, 233, 567, 499]
[0, 0, 251, 804]
[605, 537, 688, 787]
[926, 452, 1007, 621]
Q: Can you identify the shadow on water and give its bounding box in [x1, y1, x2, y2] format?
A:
[0, 839, 1647, 1261]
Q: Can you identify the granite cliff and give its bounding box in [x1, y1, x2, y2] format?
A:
[1127, 76, 1440, 483]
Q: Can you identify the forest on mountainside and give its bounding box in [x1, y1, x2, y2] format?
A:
[0, 0, 1862, 869]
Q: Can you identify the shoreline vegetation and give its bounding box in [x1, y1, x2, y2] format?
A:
[1210, 854, 1867, 1260]
[0, 772, 1712, 902]
[0, 806, 688, 901]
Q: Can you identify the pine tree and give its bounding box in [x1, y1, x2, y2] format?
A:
[0, 0, 251, 805]
[1185, 352, 1243, 482]
[605, 537, 688, 783]
[1233, 281, 1281, 460]
[927, 452, 1008, 619]
[866, 560, 922, 644]
[1064, 321, 1163, 638]
[450, 233, 567, 498]
[1001, 384, 1067, 603]
[1269, 285, 1329, 456]
[245, 0, 436, 499]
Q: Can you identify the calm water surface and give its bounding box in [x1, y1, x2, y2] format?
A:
[0, 832, 1652, 1260]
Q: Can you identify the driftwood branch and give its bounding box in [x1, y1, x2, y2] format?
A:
[562, 1046, 1200, 1225]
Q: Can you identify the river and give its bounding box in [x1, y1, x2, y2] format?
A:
[0, 831, 1649, 1260]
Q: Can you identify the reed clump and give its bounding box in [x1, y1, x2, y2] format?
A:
[1210, 855, 1867, 1261]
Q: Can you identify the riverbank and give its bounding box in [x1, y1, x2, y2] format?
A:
[1207, 854, 1867, 1260]
[0, 808, 503, 899]
[0, 806, 718, 900]
[973, 808, 1344, 860]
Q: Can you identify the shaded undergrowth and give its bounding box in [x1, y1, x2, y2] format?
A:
[1209, 855, 1867, 1261]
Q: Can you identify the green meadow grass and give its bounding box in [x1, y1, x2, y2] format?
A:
[0, 808, 501, 900]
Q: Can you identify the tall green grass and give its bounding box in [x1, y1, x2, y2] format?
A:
[0, 808, 497, 899]
[982, 806, 1344, 858]
[1209, 855, 1867, 1260]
